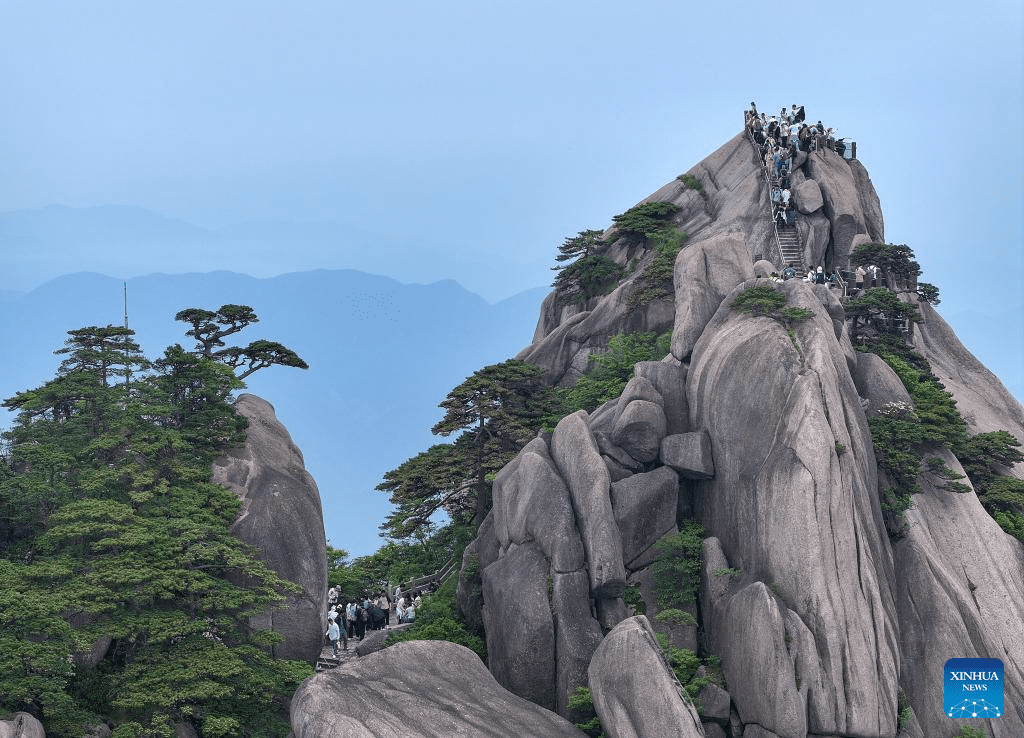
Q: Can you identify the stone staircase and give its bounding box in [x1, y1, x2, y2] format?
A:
[777, 224, 801, 267]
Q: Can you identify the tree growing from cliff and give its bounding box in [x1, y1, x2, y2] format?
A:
[0, 323, 311, 737]
[610, 201, 681, 244]
[378, 360, 561, 539]
[850, 242, 921, 289]
[557, 331, 671, 416]
[175, 304, 309, 381]
[551, 230, 622, 301]
[845, 288, 921, 344]
[432, 360, 562, 526]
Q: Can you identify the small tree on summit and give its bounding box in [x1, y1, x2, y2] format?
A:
[175, 304, 308, 381]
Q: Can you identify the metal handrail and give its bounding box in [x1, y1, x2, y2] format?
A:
[745, 129, 789, 268]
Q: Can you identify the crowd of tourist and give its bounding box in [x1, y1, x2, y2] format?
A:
[744, 102, 851, 231]
[322, 585, 423, 657]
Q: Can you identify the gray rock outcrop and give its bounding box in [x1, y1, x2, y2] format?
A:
[0, 713, 45, 738]
[212, 394, 328, 664]
[588, 616, 704, 738]
[450, 126, 1024, 738]
[893, 446, 1024, 738]
[690, 279, 899, 737]
[791, 179, 823, 214]
[290, 641, 587, 737]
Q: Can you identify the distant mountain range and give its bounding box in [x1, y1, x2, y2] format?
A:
[0, 269, 549, 558]
[0, 204, 517, 300]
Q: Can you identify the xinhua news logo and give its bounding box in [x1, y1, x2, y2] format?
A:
[944, 658, 1004, 719]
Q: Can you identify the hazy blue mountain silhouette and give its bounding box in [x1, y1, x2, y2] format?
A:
[0, 269, 549, 558]
[0, 205, 484, 299]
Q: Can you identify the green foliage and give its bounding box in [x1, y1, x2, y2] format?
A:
[654, 608, 696, 626]
[554, 229, 606, 264]
[868, 402, 923, 538]
[881, 354, 966, 447]
[850, 242, 922, 285]
[623, 582, 646, 615]
[378, 359, 560, 536]
[925, 456, 972, 493]
[730, 286, 814, 361]
[568, 686, 606, 737]
[845, 288, 921, 343]
[676, 173, 705, 196]
[652, 520, 705, 608]
[731, 285, 786, 316]
[731, 286, 815, 326]
[627, 228, 688, 308]
[953, 727, 988, 738]
[896, 689, 914, 732]
[993, 511, 1024, 544]
[334, 521, 473, 599]
[385, 576, 486, 661]
[916, 282, 940, 305]
[552, 253, 623, 301]
[611, 201, 681, 242]
[653, 635, 723, 708]
[835, 441, 846, 456]
[955, 431, 1024, 516]
[0, 322, 311, 736]
[557, 331, 671, 416]
[175, 304, 308, 381]
[713, 567, 742, 578]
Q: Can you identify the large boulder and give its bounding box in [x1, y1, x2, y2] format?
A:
[852, 351, 913, 416]
[791, 179, 823, 214]
[610, 466, 679, 569]
[671, 232, 756, 361]
[805, 149, 873, 266]
[492, 437, 585, 572]
[660, 431, 715, 479]
[611, 399, 667, 464]
[634, 358, 689, 435]
[550, 411, 626, 598]
[0, 713, 45, 738]
[588, 616, 704, 738]
[290, 641, 588, 737]
[211, 394, 327, 664]
[848, 158, 885, 242]
[795, 210, 831, 270]
[689, 280, 900, 737]
[481, 541, 556, 709]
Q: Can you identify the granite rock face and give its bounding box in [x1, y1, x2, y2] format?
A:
[212, 394, 327, 664]
[451, 129, 1024, 737]
[290, 641, 588, 737]
[0, 713, 45, 738]
[689, 279, 899, 737]
[893, 446, 1024, 738]
[588, 616, 704, 738]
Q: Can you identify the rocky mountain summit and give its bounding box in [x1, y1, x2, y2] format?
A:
[291, 131, 1024, 737]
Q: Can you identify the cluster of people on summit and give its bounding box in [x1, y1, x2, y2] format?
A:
[744, 102, 849, 230]
[323, 585, 423, 657]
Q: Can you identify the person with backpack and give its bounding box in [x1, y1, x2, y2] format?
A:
[327, 613, 345, 656]
[354, 602, 367, 639]
[344, 601, 355, 639]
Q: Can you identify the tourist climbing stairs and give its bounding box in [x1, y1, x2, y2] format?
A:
[749, 129, 803, 271]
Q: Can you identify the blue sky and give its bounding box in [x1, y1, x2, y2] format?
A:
[2, 1, 1023, 554]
